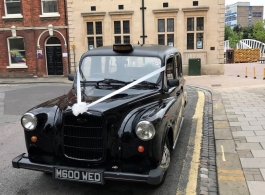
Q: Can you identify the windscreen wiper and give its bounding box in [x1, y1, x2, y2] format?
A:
[98, 78, 132, 85]
[138, 81, 158, 87]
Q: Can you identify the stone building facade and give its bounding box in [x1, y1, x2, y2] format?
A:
[0, 0, 69, 77]
[67, 0, 225, 75]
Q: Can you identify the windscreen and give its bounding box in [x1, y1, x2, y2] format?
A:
[80, 56, 162, 83]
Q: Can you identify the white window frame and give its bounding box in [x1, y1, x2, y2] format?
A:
[7, 37, 28, 69]
[40, 0, 60, 18]
[2, 0, 23, 19]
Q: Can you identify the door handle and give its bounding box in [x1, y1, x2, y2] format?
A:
[176, 89, 182, 96]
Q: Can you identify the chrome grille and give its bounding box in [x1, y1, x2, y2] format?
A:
[63, 113, 104, 161]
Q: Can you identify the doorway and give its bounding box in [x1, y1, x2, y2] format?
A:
[45, 37, 63, 75]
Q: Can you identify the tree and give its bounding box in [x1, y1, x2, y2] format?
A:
[241, 25, 254, 39]
[252, 19, 265, 42]
[228, 31, 243, 49]
[225, 25, 232, 40]
[233, 25, 242, 33]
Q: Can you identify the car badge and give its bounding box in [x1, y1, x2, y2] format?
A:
[76, 118, 88, 124]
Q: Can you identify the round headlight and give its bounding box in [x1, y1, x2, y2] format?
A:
[21, 113, 37, 131]
[135, 121, 155, 141]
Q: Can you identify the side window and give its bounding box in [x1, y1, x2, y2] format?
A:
[175, 54, 183, 77]
[166, 56, 176, 79]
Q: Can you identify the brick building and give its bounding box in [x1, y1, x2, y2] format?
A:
[67, 0, 225, 75]
[0, 0, 69, 77]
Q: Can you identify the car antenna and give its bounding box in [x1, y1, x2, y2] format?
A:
[141, 43, 144, 46]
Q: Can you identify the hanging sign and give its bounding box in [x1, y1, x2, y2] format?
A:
[37, 50, 43, 58]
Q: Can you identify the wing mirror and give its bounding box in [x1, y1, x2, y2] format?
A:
[68, 74, 75, 81]
[167, 79, 180, 87]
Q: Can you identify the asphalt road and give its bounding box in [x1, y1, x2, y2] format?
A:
[0, 84, 199, 195]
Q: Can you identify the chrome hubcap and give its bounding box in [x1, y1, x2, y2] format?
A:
[160, 144, 170, 169]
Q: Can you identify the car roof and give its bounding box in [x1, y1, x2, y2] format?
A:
[80, 45, 179, 60]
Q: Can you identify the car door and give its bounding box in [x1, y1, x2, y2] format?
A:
[174, 53, 185, 131]
[165, 54, 182, 141]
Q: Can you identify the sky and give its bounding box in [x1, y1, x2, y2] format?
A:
[225, 0, 265, 18]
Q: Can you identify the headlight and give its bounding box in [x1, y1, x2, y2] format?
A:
[135, 121, 155, 141]
[21, 113, 37, 131]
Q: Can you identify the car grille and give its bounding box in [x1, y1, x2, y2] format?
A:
[63, 113, 104, 161]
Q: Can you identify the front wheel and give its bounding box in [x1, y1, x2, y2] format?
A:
[155, 137, 171, 186]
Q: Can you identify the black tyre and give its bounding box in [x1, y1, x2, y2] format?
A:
[154, 137, 171, 187]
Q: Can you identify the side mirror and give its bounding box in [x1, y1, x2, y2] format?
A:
[68, 74, 75, 81]
[167, 79, 179, 87]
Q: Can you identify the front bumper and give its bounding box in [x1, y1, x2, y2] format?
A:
[12, 153, 165, 185]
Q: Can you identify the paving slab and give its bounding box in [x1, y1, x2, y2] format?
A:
[241, 126, 264, 131]
[247, 181, 265, 195]
[214, 129, 233, 140]
[229, 122, 250, 126]
[240, 158, 265, 168]
[246, 136, 265, 143]
[213, 115, 228, 121]
[237, 118, 257, 121]
[254, 131, 265, 135]
[249, 121, 265, 126]
[226, 114, 245, 119]
[216, 140, 236, 153]
[232, 131, 255, 137]
[216, 153, 249, 195]
[214, 121, 230, 129]
[236, 143, 263, 150]
[213, 104, 226, 115]
[260, 169, 265, 180]
[261, 143, 265, 149]
[251, 150, 265, 158]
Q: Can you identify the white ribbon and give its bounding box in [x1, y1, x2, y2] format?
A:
[72, 66, 165, 116]
[72, 68, 88, 116]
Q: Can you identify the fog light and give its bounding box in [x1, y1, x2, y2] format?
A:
[31, 136, 37, 142]
[138, 146, 144, 153]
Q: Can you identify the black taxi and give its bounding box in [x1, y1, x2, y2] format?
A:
[12, 44, 187, 185]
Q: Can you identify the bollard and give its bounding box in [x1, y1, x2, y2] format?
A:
[263, 68, 265, 80]
[254, 67, 256, 79]
[245, 67, 248, 78]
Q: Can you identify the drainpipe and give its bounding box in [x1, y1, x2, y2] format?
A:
[140, 0, 147, 44]
[64, 0, 71, 74]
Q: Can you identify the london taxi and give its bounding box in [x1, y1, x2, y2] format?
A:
[12, 44, 187, 186]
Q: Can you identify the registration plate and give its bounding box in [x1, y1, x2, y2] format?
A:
[54, 167, 104, 184]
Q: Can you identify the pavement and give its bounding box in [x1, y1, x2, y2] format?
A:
[1, 62, 265, 195]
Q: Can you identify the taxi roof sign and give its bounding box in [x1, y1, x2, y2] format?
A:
[113, 44, 134, 52]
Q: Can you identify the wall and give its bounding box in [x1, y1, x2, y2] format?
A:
[67, 0, 225, 75]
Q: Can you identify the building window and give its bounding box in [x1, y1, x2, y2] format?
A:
[193, 1, 198, 6]
[157, 18, 174, 46]
[186, 17, 204, 50]
[8, 37, 27, 68]
[163, 3, 168, 8]
[4, 0, 21, 15]
[87, 21, 103, 49]
[114, 20, 130, 44]
[41, 0, 58, 14]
